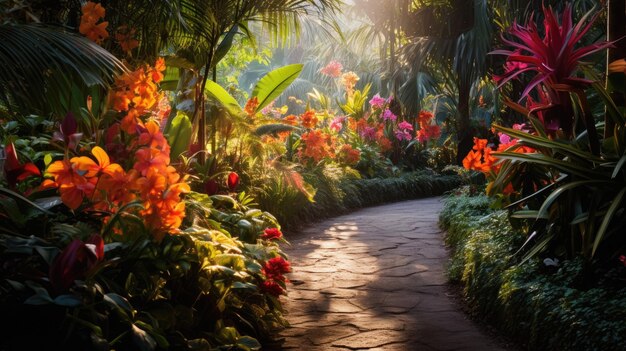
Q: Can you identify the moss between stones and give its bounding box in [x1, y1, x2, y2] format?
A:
[439, 193, 626, 351]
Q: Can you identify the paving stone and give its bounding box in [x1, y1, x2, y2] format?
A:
[279, 198, 508, 351]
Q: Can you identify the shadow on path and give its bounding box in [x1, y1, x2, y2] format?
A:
[272, 197, 507, 351]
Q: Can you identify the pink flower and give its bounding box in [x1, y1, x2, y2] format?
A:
[369, 94, 386, 109]
[398, 121, 413, 131]
[382, 109, 397, 122]
[320, 60, 343, 78]
[395, 130, 412, 141]
[499, 133, 512, 144]
[330, 116, 345, 132]
[360, 127, 377, 140]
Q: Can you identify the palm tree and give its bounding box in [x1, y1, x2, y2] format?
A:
[0, 2, 126, 118]
[160, 0, 342, 162]
[399, 0, 492, 163]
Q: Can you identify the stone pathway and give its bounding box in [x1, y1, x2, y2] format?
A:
[275, 197, 506, 351]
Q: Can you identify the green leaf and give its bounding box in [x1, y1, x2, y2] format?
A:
[104, 293, 133, 315]
[237, 336, 261, 351]
[213, 25, 239, 68]
[592, 187, 626, 257]
[132, 324, 157, 351]
[166, 111, 193, 161]
[254, 124, 296, 136]
[251, 64, 303, 112]
[537, 180, 605, 219]
[510, 210, 544, 219]
[54, 294, 82, 307]
[612, 154, 626, 179]
[205, 80, 242, 116]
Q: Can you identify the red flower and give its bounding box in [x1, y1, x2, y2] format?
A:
[260, 280, 285, 296]
[227, 172, 239, 191]
[49, 234, 104, 292]
[4, 142, 41, 189]
[261, 228, 283, 241]
[262, 257, 291, 281]
[620, 255, 626, 267]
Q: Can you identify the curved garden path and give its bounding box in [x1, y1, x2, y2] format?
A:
[276, 197, 507, 351]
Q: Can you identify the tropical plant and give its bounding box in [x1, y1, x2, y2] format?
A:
[483, 4, 625, 265]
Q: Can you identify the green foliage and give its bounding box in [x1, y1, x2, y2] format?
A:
[0, 188, 289, 350]
[440, 194, 626, 351]
[256, 167, 461, 230]
[251, 64, 304, 112]
[165, 111, 193, 160]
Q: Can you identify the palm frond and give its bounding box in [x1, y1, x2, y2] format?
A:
[0, 24, 126, 116]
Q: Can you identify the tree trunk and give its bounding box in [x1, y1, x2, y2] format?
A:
[456, 77, 472, 165]
[606, 0, 626, 138]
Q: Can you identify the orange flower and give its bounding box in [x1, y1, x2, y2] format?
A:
[71, 146, 123, 178]
[79, 2, 109, 44]
[337, 144, 361, 165]
[138, 120, 169, 152]
[341, 71, 359, 96]
[298, 130, 335, 163]
[134, 147, 170, 177]
[46, 159, 97, 210]
[283, 114, 298, 126]
[150, 58, 166, 83]
[300, 110, 318, 129]
[462, 150, 482, 171]
[472, 138, 488, 151]
[115, 25, 139, 52]
[244, 97, 259, 116]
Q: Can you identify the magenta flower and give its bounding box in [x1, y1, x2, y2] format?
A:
[382, 109, 397, 122]
[492, 4, 611, 98]
[395, 130, 412, 141]
[397, 121, 413, 131]
[492, 4, 611, 135]
[369, 94, 386, 109]
[360, 127, 377, 140]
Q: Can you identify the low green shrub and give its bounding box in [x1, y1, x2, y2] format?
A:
[440, 194, 626, 351]
[258, 168, 461, 230]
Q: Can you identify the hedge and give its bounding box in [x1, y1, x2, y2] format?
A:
[439, 194, 626, 351]
[259, 170, 461, 231]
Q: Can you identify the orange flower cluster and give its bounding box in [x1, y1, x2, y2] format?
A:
[337, 144, 361, 166]
[341, 71, 359, 96]
[46, 120, 189, 240]
[463, 138, 496, 173]
[283, 114, 298, 126]
[244, 97, 259, 117]
[300, 110, 318, 129]
[416, 110, 441, 143]
[115, 25, 139, 53]
[298, 130, 335, 163]
[111, 58, 166, 134]
[463, 137, 534, 174]
[79, 1, 109, 44]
